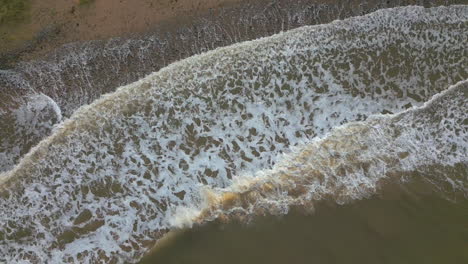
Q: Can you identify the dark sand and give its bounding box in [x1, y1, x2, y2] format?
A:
[0, 0, 246, 61]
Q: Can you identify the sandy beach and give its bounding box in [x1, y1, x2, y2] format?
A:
[0, 0, 252, 65]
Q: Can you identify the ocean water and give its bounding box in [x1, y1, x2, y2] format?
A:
[142, 194, 468, 264]
[0, 5, 467, 263]
[0, 0, 465, 173]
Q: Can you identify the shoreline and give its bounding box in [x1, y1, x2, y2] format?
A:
[1, 0, 465, 69]
[0, 0, 255, 68]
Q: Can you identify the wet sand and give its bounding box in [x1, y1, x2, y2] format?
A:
[0, 0, 255, 65]
[1, 0, 465, 67]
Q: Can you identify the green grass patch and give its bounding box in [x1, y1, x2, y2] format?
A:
[0, 0, 30, 24]
[79, 0, 94, 6]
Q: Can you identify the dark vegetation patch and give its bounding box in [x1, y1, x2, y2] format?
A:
[79, 0, 94, 6]
[0, 0, 30, 24]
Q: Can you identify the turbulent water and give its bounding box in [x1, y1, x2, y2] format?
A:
[0, 5, 467, 263]
[0, 0, 465, 173]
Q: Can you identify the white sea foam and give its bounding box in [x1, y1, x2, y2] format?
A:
[177, 79, 467, 227]
[0, 94, 62, 172]
[0, 6, 467, 263]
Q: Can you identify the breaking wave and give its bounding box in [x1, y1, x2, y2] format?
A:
[0, 6, 467, 263]
[175, 79, 468, 227]
[0, 0, 466, 173]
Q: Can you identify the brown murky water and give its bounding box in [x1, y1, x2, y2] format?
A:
[141, 189, 468, 264]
